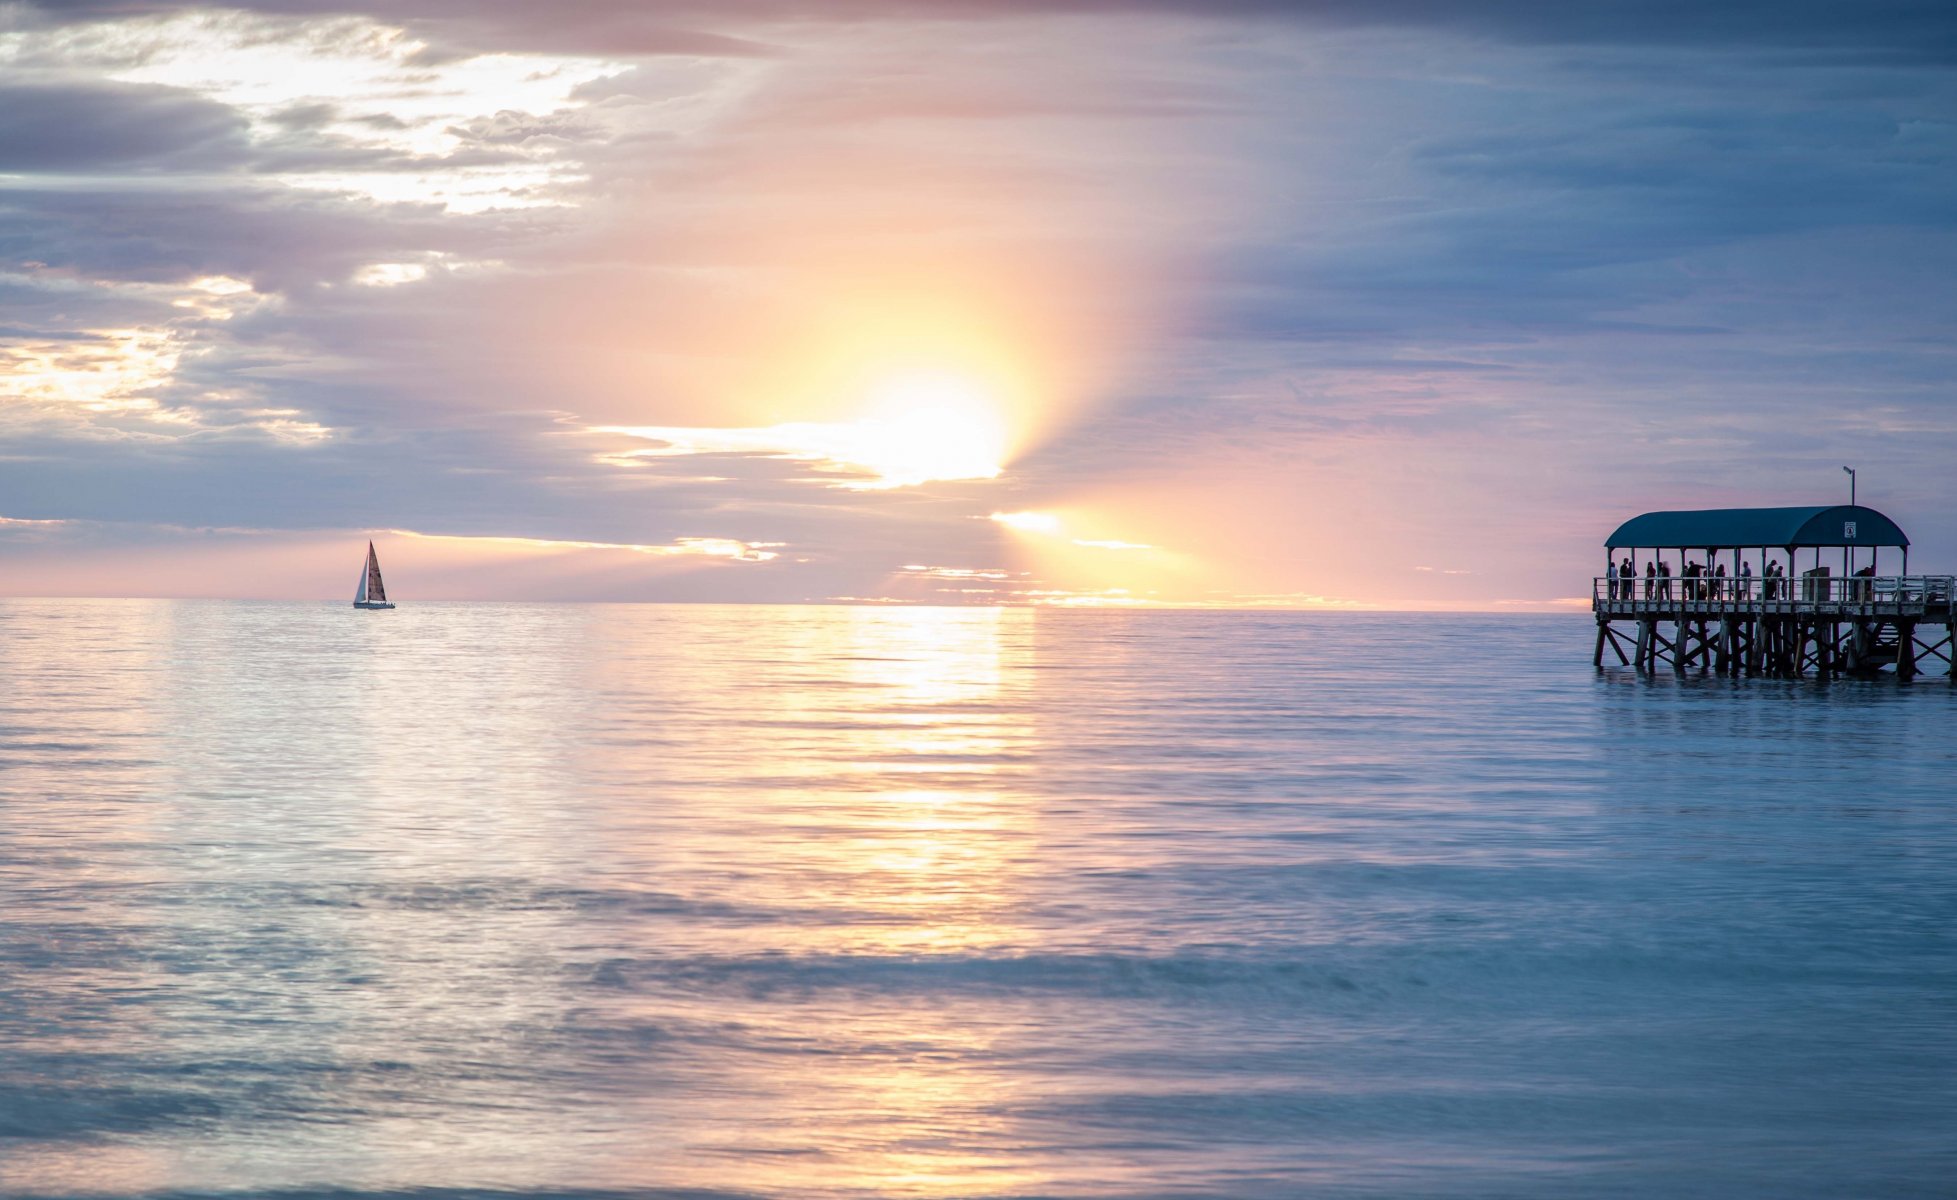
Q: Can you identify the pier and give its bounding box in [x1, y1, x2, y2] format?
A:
[1592, 505, 1955, 681]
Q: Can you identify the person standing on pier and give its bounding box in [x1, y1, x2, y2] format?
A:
[1645, 561, 1656, 599]
[1740, 560, 1753, 600]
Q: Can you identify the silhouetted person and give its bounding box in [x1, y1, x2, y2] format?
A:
[1715, 562, 1727, 601]
[1739, 560, 1753, 600]
[1645, 561, 1656, 599]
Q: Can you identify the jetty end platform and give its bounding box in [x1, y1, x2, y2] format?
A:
[1593, 504, 1954, 681]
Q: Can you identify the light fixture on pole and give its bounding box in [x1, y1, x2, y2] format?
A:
[1841, 465, 1857, 577]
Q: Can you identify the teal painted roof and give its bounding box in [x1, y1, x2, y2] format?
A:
[1606, 505, 1908, 549]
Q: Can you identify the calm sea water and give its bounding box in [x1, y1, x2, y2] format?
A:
[2, 601, 1954, 1200]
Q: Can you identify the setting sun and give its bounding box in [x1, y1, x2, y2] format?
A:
[597, 368, 1015, 490]
[850, 370, 1010, 488]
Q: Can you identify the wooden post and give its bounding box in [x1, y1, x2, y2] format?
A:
[1635, 619, 1652, 675]
[1594, 621, 1607, 668]
[1602, 624, 1630, 667]
[1898, 621, 1917, 682]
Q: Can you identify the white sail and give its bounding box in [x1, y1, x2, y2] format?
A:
[354, 556, 369, 603]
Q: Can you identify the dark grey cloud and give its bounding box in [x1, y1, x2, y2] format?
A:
[0, 80, 250, 172]
[15, 0, 1957, 63]
[0, 183, 517, 287]
[1182, 37, 1957, 357]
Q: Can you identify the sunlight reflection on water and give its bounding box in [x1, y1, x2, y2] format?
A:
[2, 601, 1954, 1198]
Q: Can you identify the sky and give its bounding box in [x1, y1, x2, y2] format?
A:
[1, 0, 1953, 607]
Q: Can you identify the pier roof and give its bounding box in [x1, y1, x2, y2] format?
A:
[1606, 505, 1908, 550]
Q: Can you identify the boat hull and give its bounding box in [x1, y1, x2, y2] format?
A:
[353, 601, 396, 610]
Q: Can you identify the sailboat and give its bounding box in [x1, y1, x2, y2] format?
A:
[353, 540, 396, 609]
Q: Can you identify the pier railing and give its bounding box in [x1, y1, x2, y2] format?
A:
[1593, 574, 1954, 613]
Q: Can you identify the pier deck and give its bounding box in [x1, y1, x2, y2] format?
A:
[1592, 575, 1955, 680]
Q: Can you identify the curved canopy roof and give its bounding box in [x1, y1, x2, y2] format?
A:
[1606, 505, 1908, 550]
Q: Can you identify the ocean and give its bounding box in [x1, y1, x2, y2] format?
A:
[2, 601, 1954, 1199]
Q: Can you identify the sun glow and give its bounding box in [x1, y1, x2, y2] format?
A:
[988, 511, 1063, 535]
[851, 371, 1009, 488]
[599, 369, 1013, 490]
[986, 505, 1198, 602]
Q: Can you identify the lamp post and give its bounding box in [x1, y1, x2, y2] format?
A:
[1842, 466, 1857, 578]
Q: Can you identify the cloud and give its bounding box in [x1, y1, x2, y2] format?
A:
[0, 80, 250, 171]
[391, 528, 783, 562]
[596, 406, 1009, 490]
[15, 1, 1956, 61]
